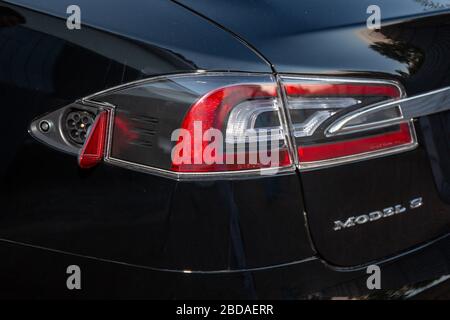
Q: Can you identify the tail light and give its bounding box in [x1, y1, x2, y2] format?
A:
[29, 73, 417, 180]
[83, 74, 293, 179]
[280, 77, 417, 170]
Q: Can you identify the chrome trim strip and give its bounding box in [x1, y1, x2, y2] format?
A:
[104, 157, 297, 181]
[279, 75, 407, 91]
[275, 74, 299, 165]
[392, 85, 450, 119]
[83, 71, 269, 102]
[327, 85, 450, 136]
[327, 105, 404, 136]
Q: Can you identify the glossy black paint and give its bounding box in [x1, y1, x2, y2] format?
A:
[0, 1, 312, 272]
[302, 147, 450, 267]
[179, 0, 450, 266]
[177, 0, 450, 80]
[298, 13, 450, 266]
[0, 0, 450, 298]
[3, 0, 272, 74]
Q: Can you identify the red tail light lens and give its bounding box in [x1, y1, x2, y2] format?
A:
[172, 84, 291, 172]
[280, 77, 417, 169]
[78, 110, 109, 169]
[298, 123, 413, 162]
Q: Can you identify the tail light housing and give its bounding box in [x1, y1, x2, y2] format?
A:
[29, 73, 417, 180]
[280, 77, 417, 170]
[83, 74, 294, 179]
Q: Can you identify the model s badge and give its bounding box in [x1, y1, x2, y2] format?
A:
[333, 197, 423, 231]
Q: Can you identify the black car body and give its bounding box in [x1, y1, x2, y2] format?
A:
[0, 0, 450, 299]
